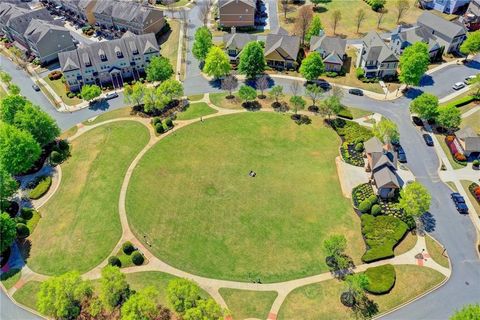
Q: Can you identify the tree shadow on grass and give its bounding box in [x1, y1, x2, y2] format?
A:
[352, 296, 379, 319]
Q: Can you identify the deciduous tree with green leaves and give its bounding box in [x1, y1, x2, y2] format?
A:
[146, 56, 174, 82]
[124, 82, 146, 108]
[14, 103, 60, 147]
[80, 84, 101, 103]
[203, 46, 231, 79]
[373, 117, 399, 144]
[121, 286, 164, 320]
[238, 41, 266, 79]
[460, 31, 480, 57]
[0, 165, 18, 206]
[343, 273, 370, 305]
[157, 79, 184, 102]
[399, 181, 431, 223]
[299, 52, 325, 81]
[399, 42, 430, 87]
[167, 278, 201, 314]
[238, 85, 257, 103]
[436, 104, 461, 132]
[268, 85, 284, 103]
[450, 304, 480, 320]
[99, 265, 130, 311]
[184, 298, 223, 320]
[0, 212, 16, 253]
[289, 95, 306, 114]
[305, 83, 323, 107]
[323, 234, 347, 257]
[192, 27, 213, 62]
[0, 71, 12, 84]
[306, 15, 323, 43]
[8, 84, 20, 95]
[409, 93, 439, 121]
[0, 95, 27, 124]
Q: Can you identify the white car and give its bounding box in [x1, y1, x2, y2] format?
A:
[452, 82, 466, 90]
[105, 92, 119, 100]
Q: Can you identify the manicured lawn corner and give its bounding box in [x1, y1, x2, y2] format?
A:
[347, 107, 373, 120]
[1, 268, 21, 289]
[435, 134, 466, 170]
[209, 92, 243, 110]
[278, 265, 445, 320]
[26, 210, 41, 234]
[113, 247, 148, 269]
[460, 109, 480, 133]
[83, 106, 134, 126]
[219, 288, 277, 320]
[28, 122, 150, 275]
[176, 102, 217, 120]
[188, 94, 204, 101]
[43, 76, 83, 106]
[12, 281, 42, 311]
[425, 235, 449, 269]
[37, 81, 59, 109]
[445, 181, 458, 192]
[155, 0, 190, 8]
[127, 113, 364, 282]
[160, 19, 180, 72]
[393, 231, 417, 256]
[0, 85, 7, 98]
[461, 180, 480, 217]
[60, 126, 78, 140]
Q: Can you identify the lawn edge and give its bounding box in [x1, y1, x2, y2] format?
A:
[1, 284, 46, 320]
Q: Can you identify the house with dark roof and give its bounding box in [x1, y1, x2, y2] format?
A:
[390, 25, 443, 60]
[417, 12, 466, 53]
[59, 31, 160, 92]
[364, 137, 401, 199]
[356, 32, 399, 79]
[218, 0, 256, 28]
[223, 31, 257, 64]
[264, 27, 301, 70]
[419, 0, 470, 14]
[461, 0, 480, 30]
[455, 126, 480, 157]
[310, 31, 346, 72]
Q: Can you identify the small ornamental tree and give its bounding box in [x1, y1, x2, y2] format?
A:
[123, 82, 146, 108]
[409, 93, 439, 121]
[184, 298, 224, 320]
[342, 273, 370, 307]
[460, 31, 480, 57]
[238, 85, 257, 103]
[305, 83, 323, 107]
[121, 287, 162, 320]
[299, 52, 325, 81]
[167, 278, 201, 314]
[0, 166, 18, 205]
[290, 95, 306, 114]
[323, 234, 347, 257]
[238, 41, 266, 79]
[80, 84, 101, 103]
[203, 46, 231, 79]
[399, 181, 431, 229]
[256, 75, 269, 98]
[131, 251, 145, 265]
[436, 104, 461, 132]
[146, 56, 174, 82]
[192, 27, 213, 62]
[0, 213, 17, 253]
[373, 117, 399, 144]
[399, 42, 430, 87]
[221, 75, 238, 98]
[306, 15, 323, 43]
[269, 85, 284, 103]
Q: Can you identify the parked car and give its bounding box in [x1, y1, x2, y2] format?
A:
[348, 88, 364, 96]
[307, 79, 331, 90]
[105, 92, 118, 100]
[451, 193, 468, 214]
[412, 116, 423, 126]
[452, 82, 466, 90]
[422, 134, 434, 146]
[397, 146, 407, 163]
[32, 84, 40, 92]
[464, 75, 477, 84]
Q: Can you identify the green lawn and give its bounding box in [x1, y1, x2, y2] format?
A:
[13, 281, 42, 311]
[43, 76, 83, 106]
[347, 106, 373, 120]
[160, 19, 181, 72]
[176, 102, 217, 120]
[220, 288, 278, 320]
[425, 235, 449, 269]
[445, 181, 458, 192]
[460, 109, 480, 133]
[393, 232, 417, 256]
[461, 180, 480, 217]
[188, 94, 205, 101]
[278, 265, 446, 319]
[1, 268, 21, 289]
[83, 106, 134, 126]
[0, 85, 7, 98]
[28, 122, 150, 275]
[26, 210, 41, 234]
[127, 112, 364, 282]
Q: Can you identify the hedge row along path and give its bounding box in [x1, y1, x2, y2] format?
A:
[6, 95, 452, 319]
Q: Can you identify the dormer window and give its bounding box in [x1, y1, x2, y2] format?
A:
[114, 46, 123, 58]
[98, 49, 107, 61]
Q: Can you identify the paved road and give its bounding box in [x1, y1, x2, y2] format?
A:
[0, 290, 40, 320]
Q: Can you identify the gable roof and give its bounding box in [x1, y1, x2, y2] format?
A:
[394, 26, 441, 52]
[310, 35, 346, 64]
[271, 26, 289, 36]
[417, 12, 466, 39]
[24, 19, 69, 44]
[361, 32, 398, 63]
[373, 166, 400, 189]
[456, 126, 478, 140]
[265, 32, 300, 61]
[0, 4, 53, 35]
[364, 137, 384, 154]
[223, 33, 256, 50]
[219, 0, 255, 9]
[464, 137, 480, 152]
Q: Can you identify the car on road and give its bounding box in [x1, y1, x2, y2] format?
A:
[105, 92, 118, 100]
[422, 133, 434, 146]
[397, 146, 407, 163]
[464, 75, 477, 84]
[412, 116, 423, 126]
[348, 88, 364, 96]
[32, 84, 40, 92]
[306, 79, 331, 90]
[451, 193, 468, 214]
[452, 82, 466, 90]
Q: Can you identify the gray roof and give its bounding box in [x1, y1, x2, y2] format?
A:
[223, 33, 256, 50]
[467, 0, 480, 16]
[310, 35, 346, 64]
[373, 166, 400, 189]
[94, 0, 163, 25]
[362, 32, 398, 63]
[364, 137, 384, 154]
[219, 0, 255, 8]
[265, 32, 300, 61]
[395, 26, 441, 52]
[1, 6, 52, 36]
[271, 26, 289, 36]
[24, 19, 69, 44]
[78, 0, 95, 10]
[417, 12, 466, 39]
[456, 126, 478, 140]
[464, 137, 480, 152]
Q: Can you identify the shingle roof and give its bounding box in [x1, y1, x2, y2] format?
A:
[396, 26, 441, 52]
[265, 32, 300, 61]
[24, 19, 69, 44]
[456, 126, 478, 140]
[310, 35, 346, 64]
[464, 137, 480, 152]
[3, 6, 52, 36]
[218, 0, 255, 9]
[373, 166, 400, 189]
[364, 137, 384, 154]
[362, 32, 398, 63]
[418, 12, 466, 39]
[94, 0, 163, 25]
[223, 33, 256, 50]
[271, 26, 289, 36]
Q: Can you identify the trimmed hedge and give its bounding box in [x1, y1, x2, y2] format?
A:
[122, 241, 135, 255]
[20, 208, 34, 220]
[16, 223, 30, 239]
[445, 95, 476, 108]
[361, 214, 408, 263]
[28, 176, 52, 200]
[337, 108, 353, 120]
[359, 199, 373, 213]
[371, 204, 382, 216]
[131, 251, 144, 265]
[365, 264, 396, 294]
[108, 256, 121, 267]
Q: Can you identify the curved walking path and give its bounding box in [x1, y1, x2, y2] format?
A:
[4, 95, 453, 319]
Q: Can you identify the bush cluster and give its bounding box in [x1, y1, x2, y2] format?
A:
[290, 114, 311, 125]
[50, 140, 70, 165]
[364, 0, 386, 11]
[355, 68, 365, 79]
[20, 207, 34, 220]
[28, 176, 52, 200]
[16, 223, 30, 239]
[131, 251, 144, 265]
[272, 101, 289, 112]
[108, 256, 121, 267]
[365, 264, 396, 294]
[333, 120, 374, 145]
[454, 152, 467, 162]
[122, 242, 135, 255]
[340, 142, 364, 167]
[337, 108, 353, 120]
[48, 71, 62, 81]
[468, 182, 480, 202]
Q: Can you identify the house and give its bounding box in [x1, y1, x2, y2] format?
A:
[419, 0, 470, 14]
[390, 25, 443, 60]
[461, 0, 480, 30]
[59, 31, 160, 92]
[264, 27, 301, 70]
[417, 12, 467, 53]
[455, 126, 480, 157]
[93, 0, 165, 35]
[77, 0, 98, 25]
[223, 30, 256, 64]
[218, 0, 256, 28]
[364, 137, 401, 199]
[356, 32, 399, 79]
[310, 31, 346, 72]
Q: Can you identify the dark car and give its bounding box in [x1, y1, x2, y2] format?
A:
[306, 79, 331, 90]
[32, 84, 40, 92]
[348, 88, 364, 96]
[397, 146, 407, 163]
[412, 116, 423, 126]
[422, 134, 434, 146]
[451, 193, 468, 214]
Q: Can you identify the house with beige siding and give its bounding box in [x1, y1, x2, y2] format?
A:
[218, 0, 256, 28]
[264, 27, 301, 70]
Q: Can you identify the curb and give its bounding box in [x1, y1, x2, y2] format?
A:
[0, 284, 47, 320]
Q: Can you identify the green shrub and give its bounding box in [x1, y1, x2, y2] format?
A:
[337, 108, 353, 120]
[67, 92, 75, 98]
[122, 241, 135, 255]
[473, 159, 480, 167]
[108, 256, 121, 267]
[355, 67, 365, 79]
[445, 95, 475, 108]
[155, 123, 165, 134]
[335, 121, 374, 144]
[325, 71, 338, 78]
[355, 142, 364, 152]
[57, 140, 70, 153]
[20, 208, 34, 220]
[165, 118, 174, 129]
[365, 264, 396, 294]
[16, 223, 30, 239]
[371, 204, 382, 216]
[131, 251, 144, 265]
[367, 195, 378, 205]
[358, 199, 372, 213]
[28, 176, 52, 200]
[15, 217, 26, 224]
[152, 117, 162, 126]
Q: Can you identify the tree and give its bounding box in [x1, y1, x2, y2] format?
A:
[269, 85, 284, 103]
[8, 84, 20, 95]
[299, 52, 325, 81]
[355, 9, 366, 34]
[322, 94, 343, 118]
[256, 75, 269, 98]
[124, 82, 146, 108]
[436, 104, 461, 132]
[399, 42, 430, 87]
[198, 0, 212, 26]
[0, 166, 18, 206]
[14, 104, 60, 147]
[395, 0, 410, 23]
[295, 5, 313, 46]
[143, 87, 161, 113]
[305, 84, 323, 107]
[203, 46, 231, 79]
[0, 122, 41, 175]
[80, 84, 101, 103]
[311, 0, 330, 9]
[460, 31, 480, 57]
[0, 94, 27, 124]
[371, 0, 386, 11]
[323, 234, 347, 257]
[399, 181, 431, 220]
[331, 10, 342, 35]
[167, 278, 201, 314]
[280, 0, 290, 19]
[157, 79, 184, 102]
[409, 93, 439, 121]
[306, 16, 323, 43]
[121, 287, 163, 320]
[450, 304, 480, 320]
[37, 271, 92, 319]
[290, 95, 306, 114]
[0, 71, 12, 84]
[373, 117, 399, 144]
[221, 75, 238, 98]
[146, 56, 174, 82]
[238, 41, 266, 79]
[376, 9, 387, 29]
[0, 212, 16, 253]
[343, 273, 370, 305]
[192, 27, 213, 62]
[184, 298, 223, 320]
[238, 85, 257, 103]
[99, 265, 130, 311]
